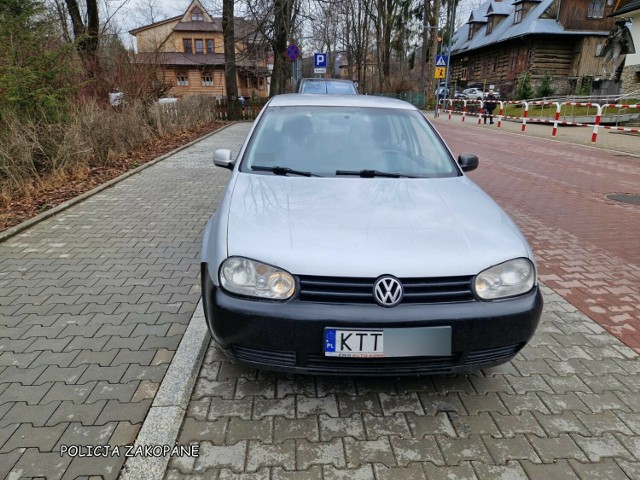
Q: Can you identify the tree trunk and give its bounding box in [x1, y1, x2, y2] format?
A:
[427, 0, 441, 105]
[222, 0, 240, 120]
[271, 0, 294, 96]
[64, 0, 100, 77]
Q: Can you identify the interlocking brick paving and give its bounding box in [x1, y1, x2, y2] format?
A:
[434, 119, 640, 354]
[0, 123, 251, 479]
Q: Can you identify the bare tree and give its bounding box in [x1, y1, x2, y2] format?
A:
[223, 0, 240, 119]
[244, 0, 301, 96]
[133, 0, 167, 24]
[63, 0, 101, 76]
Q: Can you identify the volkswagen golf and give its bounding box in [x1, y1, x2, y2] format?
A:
[201, 94, 542, 375]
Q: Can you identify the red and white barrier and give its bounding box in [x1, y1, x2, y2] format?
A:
[439, 99, 639, 144]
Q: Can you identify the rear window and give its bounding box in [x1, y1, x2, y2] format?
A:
[300, 80, 357, 94]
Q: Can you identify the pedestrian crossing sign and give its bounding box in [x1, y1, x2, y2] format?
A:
[435, 67, 446, 79]
[435, 55, 447, 67]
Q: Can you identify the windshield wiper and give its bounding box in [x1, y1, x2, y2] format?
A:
[252, 165, 319, 177]
[335, 169, 416, 178]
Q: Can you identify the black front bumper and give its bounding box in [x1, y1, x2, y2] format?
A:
[202, 263, 543, 376]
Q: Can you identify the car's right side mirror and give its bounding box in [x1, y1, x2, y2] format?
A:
[458, 154, 479, 172]
[213, 149, 234, 170]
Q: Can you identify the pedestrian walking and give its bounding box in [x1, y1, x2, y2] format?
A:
[484, 90, 497, 124]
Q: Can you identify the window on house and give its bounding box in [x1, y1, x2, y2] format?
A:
[176, 72, 189, 86]
[516, 47, 528, 70]
[486, 19, 493, 34]
[468, 25, 474, 40]
[461, 67, 468, 80]
[206, 39, 214, 53]
[259, 78, 265, 90]
[183, 39, 192, 54]
[488, 56, 497, 74]
[202, 72, 213, 86]
[514, 3, 525, 24]
[195, 39, 204, 54]
[587, 0, 605, 18]
[191, 7, 204, 21]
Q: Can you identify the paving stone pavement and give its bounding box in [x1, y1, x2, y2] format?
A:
[0, 123, 251, 480]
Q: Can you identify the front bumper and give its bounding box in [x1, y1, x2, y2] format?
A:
[202, 263, 543, 375]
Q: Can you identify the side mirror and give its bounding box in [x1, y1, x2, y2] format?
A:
[458, 154, 479, 172]
[213, 149, 234, 170]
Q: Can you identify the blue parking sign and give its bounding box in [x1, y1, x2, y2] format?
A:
[314, 53, 327, 68]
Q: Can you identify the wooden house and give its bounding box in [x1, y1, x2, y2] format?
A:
[129, 0, 270, 99]
[611, 0, 640, 93]
[450, 0, 634, 97]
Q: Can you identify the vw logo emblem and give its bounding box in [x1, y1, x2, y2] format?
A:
[373, 276, 403, 307]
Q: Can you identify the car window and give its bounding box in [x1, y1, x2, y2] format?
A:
[241, 106, 459, 178]
[300, 81, 356, 94]
[325, 82, 356, 94]
[300, 82, 327, 94]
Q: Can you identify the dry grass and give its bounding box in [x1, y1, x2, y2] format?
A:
[0, 95, 217, 207]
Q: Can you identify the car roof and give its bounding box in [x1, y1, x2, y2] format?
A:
[299, 78, 353, 83]
[268, 94, 416, 110]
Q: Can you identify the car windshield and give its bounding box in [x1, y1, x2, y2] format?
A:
[301, 81, 357, 94]
[241, 106, 459, 178]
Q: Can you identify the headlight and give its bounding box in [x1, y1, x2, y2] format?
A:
[220, 257, 295, 300]
[474, 258, 535, 300]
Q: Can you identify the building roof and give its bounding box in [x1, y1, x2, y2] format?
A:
[611, 0, 640, 15]
[129, 15, 181, 35]
[137, 52, 226, 66]
[452, 0, 609, 55]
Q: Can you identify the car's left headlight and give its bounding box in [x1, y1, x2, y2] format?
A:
[219, 257, 295, 300]
[474, 258, 536, 300]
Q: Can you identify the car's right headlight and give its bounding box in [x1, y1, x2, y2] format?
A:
[219, 257, 295, 300]
[474, 258, 536, 300]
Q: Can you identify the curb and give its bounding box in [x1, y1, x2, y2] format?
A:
[120, 299, 210, 480]
[0, 122, 235, 243]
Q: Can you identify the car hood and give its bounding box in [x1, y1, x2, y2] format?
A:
[226, 173, 530, 278]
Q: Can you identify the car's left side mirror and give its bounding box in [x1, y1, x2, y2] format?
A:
[458, 154, 479, 172]
[213, 149, 234, 170]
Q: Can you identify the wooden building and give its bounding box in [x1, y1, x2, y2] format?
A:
[129, 0, 270, 99]
[450, 0, 634, 97]
[611, 0, 640, 94]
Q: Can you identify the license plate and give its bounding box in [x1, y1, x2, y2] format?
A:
[323, 326, 452, 357]
[324, 329, 384, 357]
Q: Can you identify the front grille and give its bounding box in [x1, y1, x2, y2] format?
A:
[465, 342, 524, 365]
[231, 345, 296, 367]
[229, 343, 523, 375]
[297, 275, 475, 304]
[305, 353, 459, 375]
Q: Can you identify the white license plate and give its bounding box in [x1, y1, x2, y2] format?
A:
[324, 329, 384, 357]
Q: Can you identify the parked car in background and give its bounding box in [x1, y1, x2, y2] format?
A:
[462, 88, 501, 101]
[462, 88, 484, 100]
[201, 94, 543, 375]
[296, 78, 358, 94]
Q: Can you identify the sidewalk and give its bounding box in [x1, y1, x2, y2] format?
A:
[0, 123, 251, 479]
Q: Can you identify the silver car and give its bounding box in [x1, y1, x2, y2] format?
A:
[201, 94, 542, 375]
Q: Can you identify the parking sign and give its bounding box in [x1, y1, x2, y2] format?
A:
[314, 53, 327, 68]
